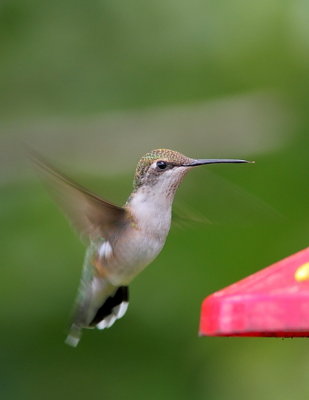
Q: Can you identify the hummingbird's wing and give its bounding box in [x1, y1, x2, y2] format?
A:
[173, 170, 281, 228]
[172, 203, 212, 228]
[31, 152, 128, 242]
[65, 241, 130, 347]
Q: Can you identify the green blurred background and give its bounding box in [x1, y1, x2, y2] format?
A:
[1, 1, 309, 399]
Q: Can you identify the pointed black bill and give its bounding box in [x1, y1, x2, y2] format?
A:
[183, 159, 254, 167]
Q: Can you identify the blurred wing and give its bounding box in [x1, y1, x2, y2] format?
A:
[173, 170, 282, 228]
[31, 152, 128, 242]
[172, 203, 212, 229]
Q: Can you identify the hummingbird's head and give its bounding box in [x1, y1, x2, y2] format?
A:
[133, 148, 252, 197]
[133, 149, 191, 193]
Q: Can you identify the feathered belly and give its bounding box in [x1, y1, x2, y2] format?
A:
[103, 230, 167, 286]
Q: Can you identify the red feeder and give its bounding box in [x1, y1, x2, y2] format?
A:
[199, 247, 309, 337]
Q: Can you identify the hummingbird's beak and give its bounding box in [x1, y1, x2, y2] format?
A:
[182, 159, 254, 167]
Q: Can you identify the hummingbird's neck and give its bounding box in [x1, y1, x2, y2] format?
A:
[126, 185, 175, 237]
[126, 167, 189, 235]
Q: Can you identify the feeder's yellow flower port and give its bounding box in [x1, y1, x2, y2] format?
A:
[295, 263, 309, 282]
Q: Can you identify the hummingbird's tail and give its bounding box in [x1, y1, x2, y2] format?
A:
[65, 285, 129, 347]
[89, 286, 129, 329]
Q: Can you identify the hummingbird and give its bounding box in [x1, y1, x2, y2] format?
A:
[33, 148, 252, 346]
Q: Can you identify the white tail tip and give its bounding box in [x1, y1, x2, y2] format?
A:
[65, 334, 80, 347]
[65, 325, 82, 347]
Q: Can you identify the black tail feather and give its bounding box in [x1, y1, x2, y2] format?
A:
[89, 286, 129, 327]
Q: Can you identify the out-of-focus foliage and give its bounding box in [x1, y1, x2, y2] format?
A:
[1, 0, 309, 118]
[1, 1, 309, 399]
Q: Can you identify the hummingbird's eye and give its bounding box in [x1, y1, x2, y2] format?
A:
[156, 160, 167, 170]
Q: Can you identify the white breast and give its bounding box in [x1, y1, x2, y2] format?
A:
[104, 190, 173, 285]
[128, 190, 172, 238]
